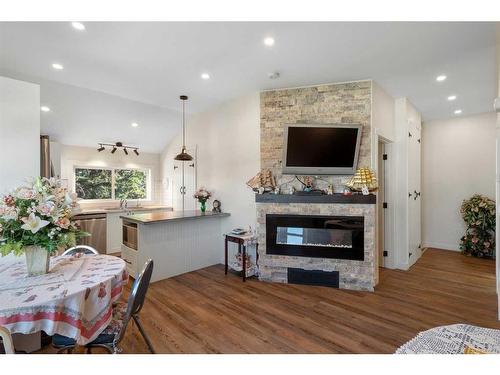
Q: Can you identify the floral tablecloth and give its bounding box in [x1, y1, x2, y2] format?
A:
[0, 254, 128, 345]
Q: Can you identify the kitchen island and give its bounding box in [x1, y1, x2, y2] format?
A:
[120, 210, 230, 281]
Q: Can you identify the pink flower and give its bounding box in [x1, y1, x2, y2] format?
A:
[484, 241, 491, 248]
[0, 206, 18, 221]
[56, 217, 70, 229]
[472, 237, 479, 244]
[15, 187, 36, 200]
[36, 201, 55, 216]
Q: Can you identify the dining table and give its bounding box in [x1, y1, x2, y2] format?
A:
[0, 253, 128, 350]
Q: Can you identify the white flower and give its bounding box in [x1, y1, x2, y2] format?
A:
[64, 192, 78, 206]
[21, 213, 50, 234]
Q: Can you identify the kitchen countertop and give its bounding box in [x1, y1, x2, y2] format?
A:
[74, 205, 172, 216]
[121, 210, 230, 225]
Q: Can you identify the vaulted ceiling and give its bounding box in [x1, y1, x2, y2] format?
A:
[0, 22, 496, 152]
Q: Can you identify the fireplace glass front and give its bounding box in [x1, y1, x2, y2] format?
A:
[266, 214, 364, 260]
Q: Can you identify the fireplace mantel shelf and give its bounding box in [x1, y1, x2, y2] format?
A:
[255, 193, 376, 204]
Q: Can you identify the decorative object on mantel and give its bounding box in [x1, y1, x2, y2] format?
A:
[174, 95, 194, 161]
[0, 177, 88, 275]
[97, 142, 139, 156]
[459, 194, 495, 258]
[345, 167, 378, 192]
[246, 169, 276, 193]
[193, 187, 212, 213]
[212, 199, 222, 213]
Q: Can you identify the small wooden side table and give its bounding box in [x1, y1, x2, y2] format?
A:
[224, 233, 258, 282]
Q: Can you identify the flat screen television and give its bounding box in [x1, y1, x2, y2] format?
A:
[282, 124, 362, 175]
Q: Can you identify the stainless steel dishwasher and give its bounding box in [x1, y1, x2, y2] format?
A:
[72, 213, 107, 254]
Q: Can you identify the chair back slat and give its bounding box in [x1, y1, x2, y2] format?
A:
[62, 245, 99, 256]
[114, 259, 153, 346]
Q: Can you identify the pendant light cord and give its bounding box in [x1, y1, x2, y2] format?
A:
[182, 100, 186, 148]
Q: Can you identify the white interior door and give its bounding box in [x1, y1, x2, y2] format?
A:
[171, 148, 197, 211]
[408, 119, 422, 267]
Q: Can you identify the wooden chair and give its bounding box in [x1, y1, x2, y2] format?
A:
[62, 245, 99, 256]
[0, 326, 14, 354]
[53, 259, 155, 354]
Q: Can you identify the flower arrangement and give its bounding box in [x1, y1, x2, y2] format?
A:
[0, 177, 87, 274]
[193, 187, 212, 213]
[459, 194, 495, 258]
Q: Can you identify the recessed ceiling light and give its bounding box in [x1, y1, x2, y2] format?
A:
[447, 95, 457, 101]
[263, 37, 275, 47]
[454, 109, 462, 115]
[52, 63, 64, 70]
[201, 73, 210, 80]
[131, 122, 139, 128]
[71, 22, 85, 31]
[40, 106, 50, 112]
[436, 75, 447, 82]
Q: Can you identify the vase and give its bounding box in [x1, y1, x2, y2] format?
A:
[200, 201, 206, 213]
[24, 245, 50, 276]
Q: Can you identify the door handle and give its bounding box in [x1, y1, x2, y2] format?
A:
[408, 192, 413, 199]
[413, 191, 421, 200]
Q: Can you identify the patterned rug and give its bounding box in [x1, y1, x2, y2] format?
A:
[396, 324, 500, 354]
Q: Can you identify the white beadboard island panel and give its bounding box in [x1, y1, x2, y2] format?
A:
[121, 211, 230, 282]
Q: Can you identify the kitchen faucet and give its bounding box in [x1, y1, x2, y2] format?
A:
[120, 198, 128, 209]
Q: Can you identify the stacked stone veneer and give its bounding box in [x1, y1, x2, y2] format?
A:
[257, 202, 376, 291]
[260, 80, 372, 191]
[257, 81, 375, 291]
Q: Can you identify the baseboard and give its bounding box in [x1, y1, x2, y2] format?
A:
[422, 242, 460, 252]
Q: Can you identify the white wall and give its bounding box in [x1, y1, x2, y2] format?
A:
[0, 76, 40, 193]
[59, 144, 163, 208]
[372, 81, 396, 142]
[423, 112, 496, 251]
[161, 93, 260, 236]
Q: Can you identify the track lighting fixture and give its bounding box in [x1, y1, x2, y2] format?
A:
[96, 142, 140, 156]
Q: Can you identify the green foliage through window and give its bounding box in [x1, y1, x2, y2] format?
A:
[75, 167, 148, 200]
[75, 168, 112, 199]
[115, 169, 147, 199]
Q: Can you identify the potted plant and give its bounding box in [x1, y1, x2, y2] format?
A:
[0, 177, 87, 275]
[193, 187, 212, 213]
[459, 194, 495, 258]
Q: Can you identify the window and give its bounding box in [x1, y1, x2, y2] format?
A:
[74, 167, 149, 201]
[115, 169, 147, 199]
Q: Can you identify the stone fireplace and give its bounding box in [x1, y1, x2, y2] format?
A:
[256, 194, 376, 291]
[256, 80, 376, 291]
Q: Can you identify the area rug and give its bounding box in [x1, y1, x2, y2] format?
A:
[396, 324, 500, 354]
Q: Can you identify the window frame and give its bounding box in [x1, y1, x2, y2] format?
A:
[73, 165, 151, 203]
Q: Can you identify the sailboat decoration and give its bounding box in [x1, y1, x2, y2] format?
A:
[345, 167, 378, 192]
[246, 169, 277, 192]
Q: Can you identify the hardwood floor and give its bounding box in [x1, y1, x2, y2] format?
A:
[42, 248, 500, 353]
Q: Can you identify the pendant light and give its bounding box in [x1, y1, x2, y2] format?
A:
[174, 95, 193, 161]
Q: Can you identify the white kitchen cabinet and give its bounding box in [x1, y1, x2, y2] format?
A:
[394, 98, 422, 269]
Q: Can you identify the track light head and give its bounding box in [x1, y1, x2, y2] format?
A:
[97, 145, 105, 152]
[123, 148, 128, 155]
[134, 149, 139, 156]
[111, 147, 117, 154]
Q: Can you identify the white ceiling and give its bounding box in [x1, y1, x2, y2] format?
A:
[0, 22, 496, 152]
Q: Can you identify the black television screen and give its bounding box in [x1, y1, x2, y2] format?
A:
[282, 124, 362, 175]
